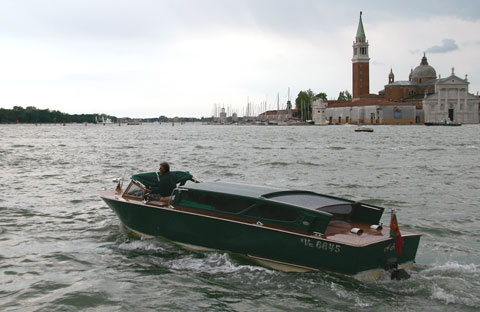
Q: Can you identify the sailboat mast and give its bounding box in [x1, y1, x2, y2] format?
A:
[277, 92, 280, 121]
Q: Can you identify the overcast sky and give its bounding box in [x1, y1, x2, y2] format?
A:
[1, 0, 479, 118]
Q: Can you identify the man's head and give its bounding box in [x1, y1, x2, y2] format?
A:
[159, 162, 170, 173]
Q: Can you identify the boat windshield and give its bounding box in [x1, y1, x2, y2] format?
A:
[124, 182, 145, 199]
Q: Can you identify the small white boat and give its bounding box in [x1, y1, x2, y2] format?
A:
[355, 127, 374, 132]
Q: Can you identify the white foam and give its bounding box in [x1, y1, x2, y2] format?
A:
[430, 284, 480, 308]
[330, 282, 372, 308]
[168, 252, 272, 275]
[117, 239, 166, 252]
[424, 261, 478, 274]
[431, 285, 457, 304]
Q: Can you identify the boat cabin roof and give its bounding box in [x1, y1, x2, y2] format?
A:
[183, 181, 353, 211]
[184, 181, 283, 198]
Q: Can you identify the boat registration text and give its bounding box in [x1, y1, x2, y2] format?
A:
[300, 238, 341, 253]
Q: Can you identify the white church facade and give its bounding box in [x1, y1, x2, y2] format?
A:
[423, 69, 479, 124]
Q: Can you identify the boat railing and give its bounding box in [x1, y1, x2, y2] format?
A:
[169, 187, 185, 206]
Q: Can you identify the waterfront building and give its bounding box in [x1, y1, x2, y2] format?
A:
[257, 109, 292, 122]
[219, 107, 227, 124]
[423, 69, 479, 124]
[323, 97, 417, 125]
[315, 12, 480, 125]
[312, 99, 327, 125]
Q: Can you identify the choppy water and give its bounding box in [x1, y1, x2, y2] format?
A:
[1, 123, 479, 311]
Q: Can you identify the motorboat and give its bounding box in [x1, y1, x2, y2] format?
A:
[424, 120, 461, 126]
[99, 171, 421, 279]
[354, 126, 374, 132]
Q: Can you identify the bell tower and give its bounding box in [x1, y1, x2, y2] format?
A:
[389, 68, 395, 84]
[352, 12, 370, 98]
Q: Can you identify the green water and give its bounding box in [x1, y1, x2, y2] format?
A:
[1, 123, 479, 311]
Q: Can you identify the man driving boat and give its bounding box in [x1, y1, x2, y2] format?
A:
[154, 162, 177, 200]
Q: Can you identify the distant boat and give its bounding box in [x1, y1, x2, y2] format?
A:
[96, 115, 113, 125]
[424, 120, 461, 126]
[355, 126, 374, 132]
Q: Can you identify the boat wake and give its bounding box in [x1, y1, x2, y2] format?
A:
[422, 261, 478, 275]
[403, 261, 479, 308]
[167, 252, 274, 275]
[117, 239, 168, 253]
[330, 283, 373, 308]
[116, 237, 274, 275]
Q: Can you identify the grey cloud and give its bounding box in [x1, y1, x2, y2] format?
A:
[426, 39, 459, 54]
[1, 1, 478, 44]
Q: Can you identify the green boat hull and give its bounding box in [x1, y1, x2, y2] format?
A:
[102, 196, 420, 276]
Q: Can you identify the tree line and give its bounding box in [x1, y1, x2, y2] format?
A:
[294, 90, 352, 121]
[0, 106, 116, 124]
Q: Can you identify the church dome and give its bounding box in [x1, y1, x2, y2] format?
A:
[411, 54, 436, 82]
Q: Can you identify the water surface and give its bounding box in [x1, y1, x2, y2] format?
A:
[1, 123, 479, 311]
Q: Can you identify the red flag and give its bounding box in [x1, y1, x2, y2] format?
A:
[115, 181, 122, 193]
[390, 213, 404, 255]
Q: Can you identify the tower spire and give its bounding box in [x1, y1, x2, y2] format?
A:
[421, 52, 429, 65]
[389, 68, 395, 84]
[356, 11, 366, 42]
[352, 12, 370, 98]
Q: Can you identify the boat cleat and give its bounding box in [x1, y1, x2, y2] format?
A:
[350, 227, 363, 235]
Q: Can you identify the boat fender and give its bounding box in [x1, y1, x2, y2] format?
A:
[350, 228, 363, 235]
[370, 224, 383, 230]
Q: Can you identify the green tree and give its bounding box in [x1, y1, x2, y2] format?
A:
[295, 89, 315, 121]
[159, 115, 169, 122]
[0, 106, 114, 124]
[337, 90, 352, 101]
[315, 92, 328, 101]
[295, 90, 328, 121]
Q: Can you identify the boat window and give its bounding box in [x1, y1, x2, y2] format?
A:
[266, 193, 350, 210]
[124, 182, 145, 199]
[180, 191, 254, 213]
[246, 204, 298, 222]
[316, 204, 353, 219]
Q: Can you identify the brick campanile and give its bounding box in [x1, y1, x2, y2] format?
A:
[352, 12, 370, 98]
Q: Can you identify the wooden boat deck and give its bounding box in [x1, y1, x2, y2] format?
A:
[325, 220, 419, 246]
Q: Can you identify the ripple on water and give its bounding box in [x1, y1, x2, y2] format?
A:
[1, 124, 480, 311]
